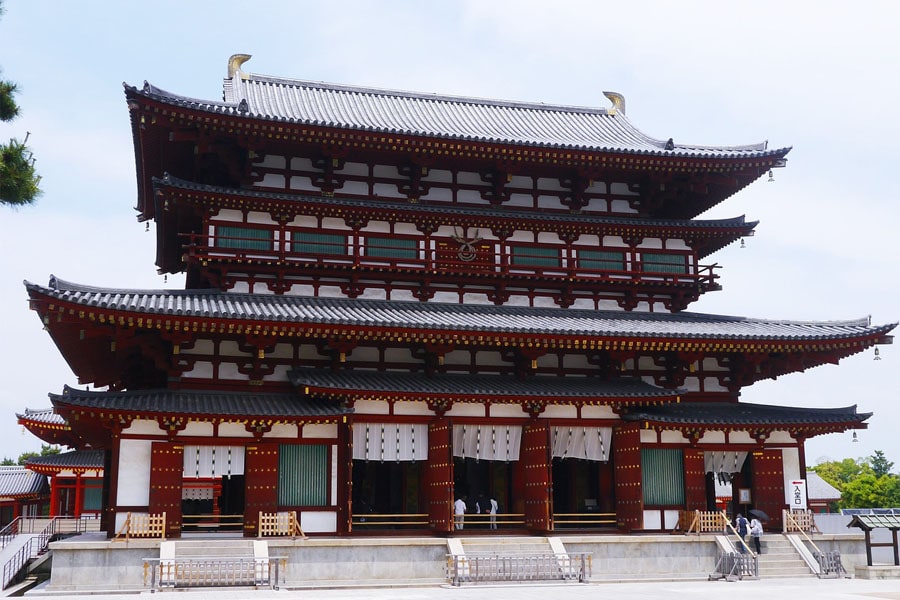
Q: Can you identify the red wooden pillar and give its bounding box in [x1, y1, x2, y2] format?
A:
[426, 419, 453, 533]
[48, 475, 58, 518]
[73, 472, 83, 518]
[243, 443, 279, 537]
[149, 442, 185, 539]
[613, 424, 643, 532]
[683, 448, 707, 510]
[521, 420, 552, 533]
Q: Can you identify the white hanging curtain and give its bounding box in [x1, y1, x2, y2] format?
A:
[451, 424, 522, 461]
[352, 423, 429, 461]
[182, 446, 245, 478]
[551, 426, 613, 461]
[704, 451, 749, 475]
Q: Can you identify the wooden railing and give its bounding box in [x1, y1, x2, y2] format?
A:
[674, 509, 729, 534]
[351, 512, 429, 528]
[114, 512, 166, 541]
[782, 509, 820, 533]
[182, 513, 243, 532]
[552, 512, 617, 527]
[257, 511, 306, 540]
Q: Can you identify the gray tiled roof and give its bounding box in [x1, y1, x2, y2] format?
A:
[16, 407, 65, 426]
[127, 64, 787, 159]
[847, 513, 900, 531]
[25, 450, 104, 471]
[50, 385, 350, 419]
[157, 175, 756, 234]
[27, 277, 895, 344]
[289, 368, 680, 400]
[0, 467, 48, 498]
[622, 402, 871, 426]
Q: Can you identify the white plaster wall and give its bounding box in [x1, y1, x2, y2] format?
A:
[445, 404, 484, 417]
[180, 422, 213, 437]
[257, 154, 286, 169]
[341, 181, 369, 196]
[124, 419, 164, 436]
[767, 431, 794, 444]
[267, 423, 299, 438]
[488, 404, 528, 418]
[257, 173, 284, 188]
[456, 172, 481, 186]
[703, 378, 729, 393]
[581, 405, 618, 419]
[300, 510, 337, 533]
[640, 430, 657, 443]
[303, 423, 338, 439]
[360, 221, 391, 234]
[181, 361, 214, 380]
[288, 176, 316, 191]
[542, 405, 577, 419]
[340, 161, 368, 177]
[217, 363, 248, 381]
[506, 194, 532, 207]
[666, 239, 689, 251]
[421, 187, 453, 201]
[117, 439, 152, 506]
[353, 400, 390, 415]
[247, 211, 275, 225]
[423, 168, 452, 183]
[180, 339, 214, 355]
[660, 430, 686, 444]
[393, 401, 433, 416]
[372, 183, 401, 198]
[219, 340, 252, 357]
[216, 209, 243, 223]
[461, 292, 490, 305]
[698, 431, 726, 444]
[218, 423, 253, 438]
[729, 431, 754, 444]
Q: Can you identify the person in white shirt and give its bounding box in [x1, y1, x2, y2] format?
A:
[488, 496, 499, 529]
[454, 497, 466, 530]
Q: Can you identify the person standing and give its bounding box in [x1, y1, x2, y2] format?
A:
[454, 497, 466, 530]
[750, 517, 763, 554]
[734, 513, 749, 553]
[488, 496, 499, 530]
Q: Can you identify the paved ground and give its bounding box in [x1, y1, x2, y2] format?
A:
[16, 577, 900, 600]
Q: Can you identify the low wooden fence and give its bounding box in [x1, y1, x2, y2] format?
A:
[674, 510, 728, 534]
[114, 512, 166, 541]
[257, 511, 306, 539]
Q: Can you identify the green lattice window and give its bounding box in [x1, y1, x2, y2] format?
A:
[641, 448, 685, 506]
[365, 236, 418, 259]
[292, 231, 347, 256]
[215, 225, 273, 251]
[83, 478, 103, 511]
[509, 245, 561, 268]
[641, 252, 688, 274]
[278, 444, 328, 506]
[578, 249, 626, 272]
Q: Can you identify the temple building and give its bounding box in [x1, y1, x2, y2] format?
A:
[20, 55, 895, 538]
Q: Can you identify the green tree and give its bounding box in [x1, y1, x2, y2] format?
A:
[871, 450, 894, 477]
[16, 444, 60, 465]
[0, 1, 42, 206]
[0, 457, 16, 466]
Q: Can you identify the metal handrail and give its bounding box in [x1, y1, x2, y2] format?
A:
[447, 551, 592, 585]
[143, 556, 287, 590]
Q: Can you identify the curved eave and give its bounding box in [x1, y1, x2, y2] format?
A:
[153, 176, 755, 268]
[26, 278, 896, 357]
[623, 402, 871, 438]
[125, 83, 790, 221]
[289, 369, 681, 407]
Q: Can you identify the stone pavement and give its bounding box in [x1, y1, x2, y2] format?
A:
[18, 577, 900, 600]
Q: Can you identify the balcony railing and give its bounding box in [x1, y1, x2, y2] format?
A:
[183, 232, 719, 289]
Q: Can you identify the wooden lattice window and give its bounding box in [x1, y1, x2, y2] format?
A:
[641, 448, 685, 506]
[291, 231, 347, 256]
[215, 225, 273, 251]
[509, 244, 560, 268]
[641, 252, 688, 274]
[364, 236, 418, 259]
[578, 249, 626, 272]
[278, 444, 328, 506]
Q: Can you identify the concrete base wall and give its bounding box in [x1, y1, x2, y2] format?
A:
[35, 531, 876, 593]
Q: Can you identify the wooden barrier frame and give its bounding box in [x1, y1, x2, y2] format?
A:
[674, 510, 728, 534]
[114, 512, 167, 541]
[257, 511, 307, 540]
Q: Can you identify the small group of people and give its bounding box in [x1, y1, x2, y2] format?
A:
[734, 512, 764, 554]
[454, 494, 499, 530]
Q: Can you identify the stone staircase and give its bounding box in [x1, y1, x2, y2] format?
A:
[756, 535, 815, 578]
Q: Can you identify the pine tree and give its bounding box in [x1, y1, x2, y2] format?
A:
[0, 1, 42, 206]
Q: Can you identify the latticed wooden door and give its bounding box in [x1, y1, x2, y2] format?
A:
[426, 419, 453, 532]
[521, 421, 552, 532]
[243, 443, 279, 537]
[149, 442, 184, 538]
[683, 448, 707, 510]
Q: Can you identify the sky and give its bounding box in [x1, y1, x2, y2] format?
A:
[0, 0, 897, 469]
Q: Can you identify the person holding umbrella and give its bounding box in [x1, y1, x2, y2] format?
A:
[748, 509, 769, 554]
